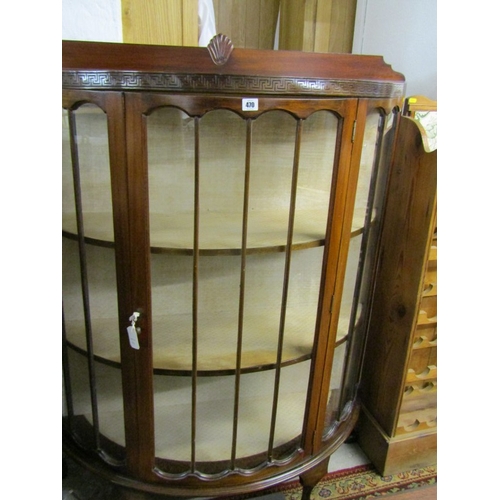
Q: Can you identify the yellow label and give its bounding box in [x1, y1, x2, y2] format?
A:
[408, 97, 418, 103]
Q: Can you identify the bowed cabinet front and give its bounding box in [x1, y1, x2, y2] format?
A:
[62, 39, 404, 498]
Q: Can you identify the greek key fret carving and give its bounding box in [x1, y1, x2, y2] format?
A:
[63, 70, 404, 98]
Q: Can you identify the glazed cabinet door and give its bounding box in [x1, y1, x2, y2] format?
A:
[121, 92, 362, 483]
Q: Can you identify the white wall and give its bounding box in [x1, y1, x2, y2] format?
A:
[62, 0, 122, 42]
[352, 0, 437, 99]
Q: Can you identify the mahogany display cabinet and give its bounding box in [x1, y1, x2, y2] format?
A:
[62, 36, 405, 498]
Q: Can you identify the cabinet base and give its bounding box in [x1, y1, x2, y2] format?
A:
[356, 407, 436, 476]
[62, 402, 359, 498]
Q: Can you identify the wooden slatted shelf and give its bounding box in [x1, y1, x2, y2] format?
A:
[406, 365, 437, 383]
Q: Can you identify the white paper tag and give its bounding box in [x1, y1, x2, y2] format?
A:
[127, 325, 140, 350]
[242, 98, 258, 111]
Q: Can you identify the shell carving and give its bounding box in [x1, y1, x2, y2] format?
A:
[207, 34, 234, 66]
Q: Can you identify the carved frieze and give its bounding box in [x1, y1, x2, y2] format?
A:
[62, 70, 404, 98]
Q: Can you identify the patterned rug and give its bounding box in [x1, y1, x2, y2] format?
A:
[232, 464, 437, 500]
[63, 456, 436, 500]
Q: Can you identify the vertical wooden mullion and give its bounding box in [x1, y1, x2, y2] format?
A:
[122, 93, 155, 479]
[231, 118, 253, 467]
[268, 119, 303, 459]
[191, 116, 201, 472]
[68, 109, 101, 450]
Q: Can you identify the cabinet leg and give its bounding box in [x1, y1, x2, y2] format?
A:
[299, 457, 329, 500]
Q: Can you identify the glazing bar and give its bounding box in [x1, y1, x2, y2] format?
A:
[231, 118, 253, 467]
[268, 119, 303, 459]
[191, 116, 200, 472]
[68, 109, 100, 449]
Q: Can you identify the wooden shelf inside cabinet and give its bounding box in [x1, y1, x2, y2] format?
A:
[63, 203, 360, 375]
[62, 208, 367, 255]
[65, 350, 313, 465]
[65, 312, 313, 374]
[65, 308, 352, 375]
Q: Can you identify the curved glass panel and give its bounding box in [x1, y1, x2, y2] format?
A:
[62, 103, 125, 462]
[147, 107, 195, 251]
[323, 108, 398, 436]
[62, 104, 114, 241]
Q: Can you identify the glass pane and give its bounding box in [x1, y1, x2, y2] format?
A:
[337, 111, 382, 342]
[62, 104, 125, 460]
[274, 361, 311, 449]
[323, 109, 398, 436]
[322, 342, 347, 434]
[199, 110, 247, 249]
[148, 107, 195, 250]
[323, 110, 382, 434]
[153, 366, 310, 464]
[247, 111, 295, 248]
[150, 248, 326, 372]
[154, 374, 192, 462]
[62, 105, 114, 241]
[147, 105, 339, 472]
[296, 110, 338, 234]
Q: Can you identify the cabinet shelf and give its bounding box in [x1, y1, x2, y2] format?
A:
[66, 354, 313, 465]
[62, 208, 366, 254]
[65, 310, 351, 375]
